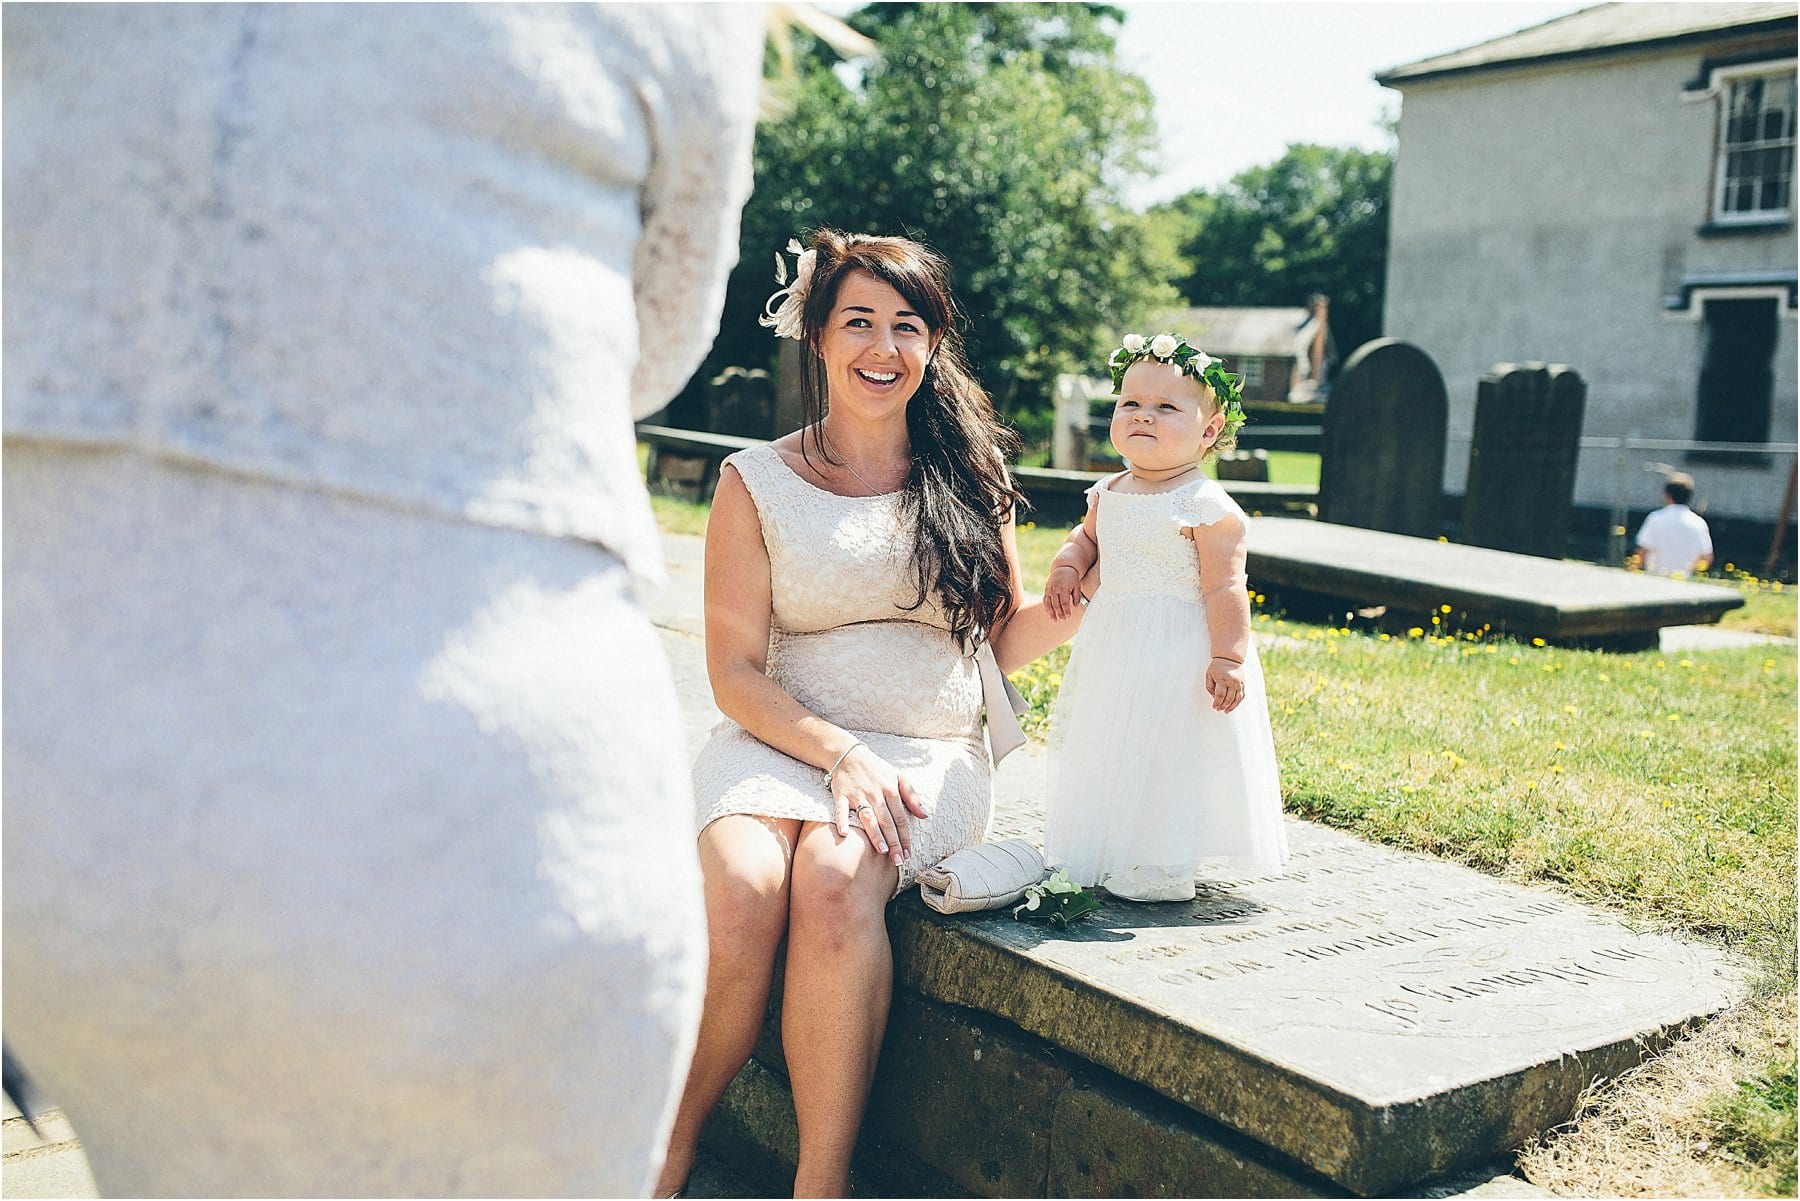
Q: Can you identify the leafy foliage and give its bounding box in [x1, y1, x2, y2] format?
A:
[685, 3, 1184, 420]
[1158, 143, 1393, 356]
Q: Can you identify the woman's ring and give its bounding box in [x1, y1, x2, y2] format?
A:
[856, 803, 874, 813]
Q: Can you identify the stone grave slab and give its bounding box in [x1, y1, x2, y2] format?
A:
[1244, 516, 1743, 648]
[892, 819, 1743, 1196]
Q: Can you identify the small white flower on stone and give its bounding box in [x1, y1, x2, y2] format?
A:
[1122, 333, 1146, 353]
[1150, 333, 1178, 359]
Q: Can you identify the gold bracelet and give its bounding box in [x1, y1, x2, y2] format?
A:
[823, 740, 866, 786]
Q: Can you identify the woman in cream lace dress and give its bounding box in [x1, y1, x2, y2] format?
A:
[656, 231, 1082, 1197]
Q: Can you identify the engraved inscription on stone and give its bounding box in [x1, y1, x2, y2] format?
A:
[992, 819, 1741, 1097]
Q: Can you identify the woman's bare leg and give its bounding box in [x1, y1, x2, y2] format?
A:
[655, 815, 799, 1196]
[781, 822, 900, 1198]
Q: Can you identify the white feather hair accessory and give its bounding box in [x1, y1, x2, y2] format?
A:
[759, 238, 817, 340]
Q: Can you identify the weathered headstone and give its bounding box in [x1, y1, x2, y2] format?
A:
[1216, 448, 1270, 482]
[706, 366, 775, 438]
[1462, 363, 1587, 558]
[1318, 339, 1448, 537]
[649, 561, 1744, 1196]
[1243, 515, 1743, 650]
[1051, 374, 1107, 470]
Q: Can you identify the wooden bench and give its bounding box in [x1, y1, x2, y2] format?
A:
[1246, 516, 1745, 650]
[637, 424, 763, 501]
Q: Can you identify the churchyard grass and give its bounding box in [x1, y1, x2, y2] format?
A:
[1262, 450, 1320, 487]
[1714, 569, 1796, 638]
[648, 465, 1798, 1196]
[649, 490, 712, 538]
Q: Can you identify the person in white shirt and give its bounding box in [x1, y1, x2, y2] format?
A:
[1634, 473, 1715, 577]
[3, 6, 760, 1194]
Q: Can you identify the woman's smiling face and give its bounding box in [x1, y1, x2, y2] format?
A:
[816, 269, 938, 417]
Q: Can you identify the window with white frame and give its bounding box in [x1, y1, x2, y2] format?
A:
[1713, 65, 1795, 222]
[1238, 357, 1264, 388]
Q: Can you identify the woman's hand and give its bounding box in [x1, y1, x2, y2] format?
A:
[830, 744, 927, 867]
[1205, 655, 1246, 713]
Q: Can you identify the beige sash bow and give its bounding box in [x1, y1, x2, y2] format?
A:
[975, 641, 1029, 767]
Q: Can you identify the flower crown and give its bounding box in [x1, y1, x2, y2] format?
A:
[1107, 333, 1247, 437]
[759, 238, 816, 340]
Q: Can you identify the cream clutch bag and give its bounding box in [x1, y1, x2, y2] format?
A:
[917, 838, 1047, 914]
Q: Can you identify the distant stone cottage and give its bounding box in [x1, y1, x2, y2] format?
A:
[1158, 303, 1338, 404]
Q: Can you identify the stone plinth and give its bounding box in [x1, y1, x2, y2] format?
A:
[891, 820, 1742, 1196]
[1245, 516, 1744, 648]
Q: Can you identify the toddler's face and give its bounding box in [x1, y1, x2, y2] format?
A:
[1111, 360, 1224, 473]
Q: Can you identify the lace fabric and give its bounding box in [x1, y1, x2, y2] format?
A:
[1084, 475, 1245, 602]
[692, 445, 994, 893]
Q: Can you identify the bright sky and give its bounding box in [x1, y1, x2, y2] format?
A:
[1113, 1, 1590, 208]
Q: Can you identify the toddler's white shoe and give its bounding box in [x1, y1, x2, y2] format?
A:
[1100, 866, 1197, 903]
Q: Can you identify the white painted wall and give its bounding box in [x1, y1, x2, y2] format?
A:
[1384, 44, 1797, 523]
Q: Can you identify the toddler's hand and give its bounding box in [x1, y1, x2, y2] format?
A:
[1044, 564, 1084, 622]
[1205, 655, 1246, 713]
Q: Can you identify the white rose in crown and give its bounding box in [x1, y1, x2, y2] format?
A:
[1122, 333, 1146, 353]
[1190, 350, 1218, 373]
[1150, 333, 1178, 359]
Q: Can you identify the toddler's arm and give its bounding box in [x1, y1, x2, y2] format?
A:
[1191, 513, 1251, 713]
[1044, 502, 1100, 622]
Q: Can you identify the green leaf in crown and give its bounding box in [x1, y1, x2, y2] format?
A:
[1106, 332, 1248, 437]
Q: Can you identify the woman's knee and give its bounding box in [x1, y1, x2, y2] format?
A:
[788, 831, 892, 948]
[699, 816, 794, 953]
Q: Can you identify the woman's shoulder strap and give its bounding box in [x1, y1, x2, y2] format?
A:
[722, 441, 785, 492]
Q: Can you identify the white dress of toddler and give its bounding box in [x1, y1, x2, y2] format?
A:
[1043, 474, 1288, 900]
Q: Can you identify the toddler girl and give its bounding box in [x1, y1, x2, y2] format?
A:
[1040, 334, 1288, 901]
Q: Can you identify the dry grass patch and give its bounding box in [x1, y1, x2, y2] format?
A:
[1518, 991, 1797, 1197]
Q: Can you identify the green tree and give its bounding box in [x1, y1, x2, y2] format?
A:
[686, 2, 1182, 423]
[1159, 143, 1393, 356]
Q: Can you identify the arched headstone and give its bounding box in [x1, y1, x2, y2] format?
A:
[706, 366, 775, 438]
[1462, 363, 1587, 558]
[1317, 339, 1448, 537]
